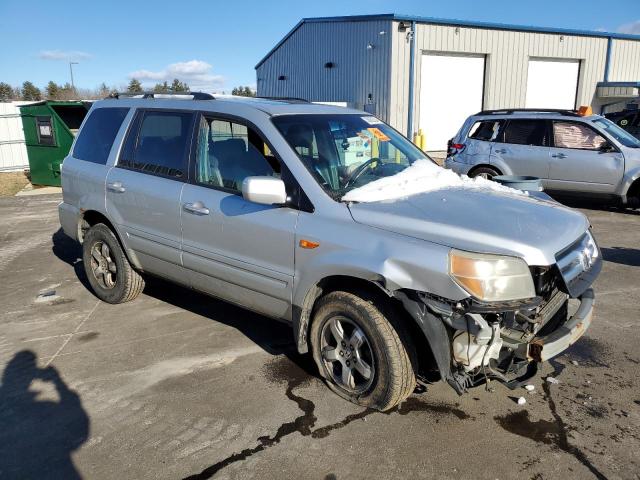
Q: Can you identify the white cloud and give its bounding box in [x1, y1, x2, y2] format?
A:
[617, 20, 640, 35]
[128, 60, 225, 92]
[39, 50, 92, 61]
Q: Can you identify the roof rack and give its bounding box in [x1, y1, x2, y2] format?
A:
[476, 108, 580, 117]
[256, 96, 309, 103]
[106, 91, 215, 100]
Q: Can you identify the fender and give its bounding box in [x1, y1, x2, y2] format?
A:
[617, 167, 640, 202]
[487, 155, 513, 176]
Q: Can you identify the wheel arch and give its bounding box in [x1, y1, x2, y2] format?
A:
[293, 275, 434, 376]
[79, 210, 142, 269]
[468, 163, 503, 177]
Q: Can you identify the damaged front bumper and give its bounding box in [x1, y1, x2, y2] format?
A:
[397, 287, 595, 395]
[528, 288, 594, 362]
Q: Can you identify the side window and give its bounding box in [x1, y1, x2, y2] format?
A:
[501, 119, 548, 146]
[36, 116, 55, 146]
[119, 110, 193, 178]
[553, 121, 607, 151]
[196, 116, 278, 192]
[73, 108, 129, 164]
[468, 120, 502, 141]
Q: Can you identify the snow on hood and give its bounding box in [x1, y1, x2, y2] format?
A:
[342, 159, 526, 203]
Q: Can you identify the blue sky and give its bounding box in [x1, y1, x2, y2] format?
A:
[1, 0, 638, 93]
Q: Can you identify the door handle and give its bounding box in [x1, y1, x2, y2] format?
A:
[494, 148, 506, 154]
[183, 201, 210, 216]
[551, 153, 567, 159]
[107, 181, 126, 193]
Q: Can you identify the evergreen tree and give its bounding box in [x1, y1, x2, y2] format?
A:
[170, 79, 189, 92]
[0, 82, 13, 101]
[46, 81, 60, 99]
[21, 81, 42, 101]
[232, 86, 255, 97]
[154, 81, 170, 93]
[127, 78, 143, 93]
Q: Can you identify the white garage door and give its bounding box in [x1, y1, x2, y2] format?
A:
[419, 53, 485, 151]
[526, 59, 580, 110]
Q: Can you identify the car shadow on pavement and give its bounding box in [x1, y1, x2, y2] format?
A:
[0, 350, 89, 479]
[552, 195, 640, 216]
[51, 228, 94, 294]
[50, 227, 319, 377]
[600, 247, 640, 267]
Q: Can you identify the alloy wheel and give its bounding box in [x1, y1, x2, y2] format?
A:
[89, 241, 117, 289]
[320, 316, 375, 394]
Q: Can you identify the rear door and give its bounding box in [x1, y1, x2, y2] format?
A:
[105, 109, 195, 284]
[491, 118, 550, 178]
[546, 120, 624, 193]
[180, 114, 298, 319]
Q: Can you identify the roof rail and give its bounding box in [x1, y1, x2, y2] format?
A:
[106, 91, 215, 100]
[256, 96, 309, 103]
[476, 108, 580, 117]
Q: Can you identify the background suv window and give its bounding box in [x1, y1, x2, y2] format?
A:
[73, 107, 129, 164]
[119, 110, 193, 178]
[501, 119, 548, 146]
[553, 121, 606, 150]
[196, 116, 278, 192]
[468, 120, 502, 141]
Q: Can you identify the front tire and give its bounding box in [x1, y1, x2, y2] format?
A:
[82, 223, 144, 304]
[310, 291, 416, 411]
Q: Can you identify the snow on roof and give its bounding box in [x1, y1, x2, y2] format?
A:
[342, 159, 526, 203]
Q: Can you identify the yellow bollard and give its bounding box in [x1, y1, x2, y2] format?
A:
[413, 129, 426, 151]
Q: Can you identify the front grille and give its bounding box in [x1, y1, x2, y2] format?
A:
[555, 231, 601, 297]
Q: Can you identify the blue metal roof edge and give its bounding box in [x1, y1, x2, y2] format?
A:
[597, 81, 640, 87]
[254, 13, 640, 70]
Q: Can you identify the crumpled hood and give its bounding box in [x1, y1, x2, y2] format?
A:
[347, 188, 589, 266]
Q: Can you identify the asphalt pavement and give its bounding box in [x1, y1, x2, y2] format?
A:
[0, 193, 638, 480]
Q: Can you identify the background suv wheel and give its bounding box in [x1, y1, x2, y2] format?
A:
[469, 166, 500, 180]
[82, 223, 144, 304]
[310, 291, 416, 411]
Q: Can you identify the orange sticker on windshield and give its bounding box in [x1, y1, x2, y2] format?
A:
[367, 128, 390, 142]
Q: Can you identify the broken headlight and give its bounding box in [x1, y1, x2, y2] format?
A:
[448, 249, 536, 302]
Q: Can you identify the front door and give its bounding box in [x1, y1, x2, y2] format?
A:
[180, 114, 298, 319]
[546, 120, 624, 193]
[491, 118, 550, 178]
[105, 109, 195, 284]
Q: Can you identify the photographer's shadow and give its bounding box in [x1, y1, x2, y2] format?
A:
[0, 351, 89, 479]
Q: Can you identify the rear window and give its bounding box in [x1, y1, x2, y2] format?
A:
[468, 120, 501, 141]
[73, 108, 129, 164]
[119, 110, 194, 178]
[501, 119, 548, 146]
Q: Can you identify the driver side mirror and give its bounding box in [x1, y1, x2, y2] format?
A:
[242, 176, 288, 206]
[599, 142, 616, 153]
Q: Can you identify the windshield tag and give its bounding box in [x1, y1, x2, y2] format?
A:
[362, 116, 382, 125]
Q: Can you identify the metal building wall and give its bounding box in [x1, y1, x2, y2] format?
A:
[609, 39, 640, 81]
[389, 22, 610, 135]
[256, 19, 393, 121]
[0, 102, 29, 172]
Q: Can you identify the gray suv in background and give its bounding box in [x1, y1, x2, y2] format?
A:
[59, 93, 601, 410]
[445, 109, 640, 208]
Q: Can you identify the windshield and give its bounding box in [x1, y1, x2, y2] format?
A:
[592, 117, 640, 148]
[272, 114, 432, 199]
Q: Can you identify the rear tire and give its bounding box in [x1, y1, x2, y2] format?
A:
[82, 223, 144, 304]
[469, 166, 500, 180]
[310, 291, 416, 411]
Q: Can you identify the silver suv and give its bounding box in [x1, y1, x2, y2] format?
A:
[444, 109, 640, 208]
[59, 93, 601, 410]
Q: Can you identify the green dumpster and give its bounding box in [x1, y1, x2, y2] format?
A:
[20, 101, 89, 186]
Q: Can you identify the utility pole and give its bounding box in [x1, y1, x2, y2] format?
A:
[69, 62, 79, 91]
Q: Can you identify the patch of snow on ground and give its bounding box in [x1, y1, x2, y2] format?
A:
[342, 159, 526, 203]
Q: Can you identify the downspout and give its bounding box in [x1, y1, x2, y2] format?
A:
[601, 37, 613, 114]
[406, 21, 417, 139]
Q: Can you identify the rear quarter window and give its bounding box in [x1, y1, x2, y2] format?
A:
[468, 120, 502, 141]
[73, 108, 129, 164]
